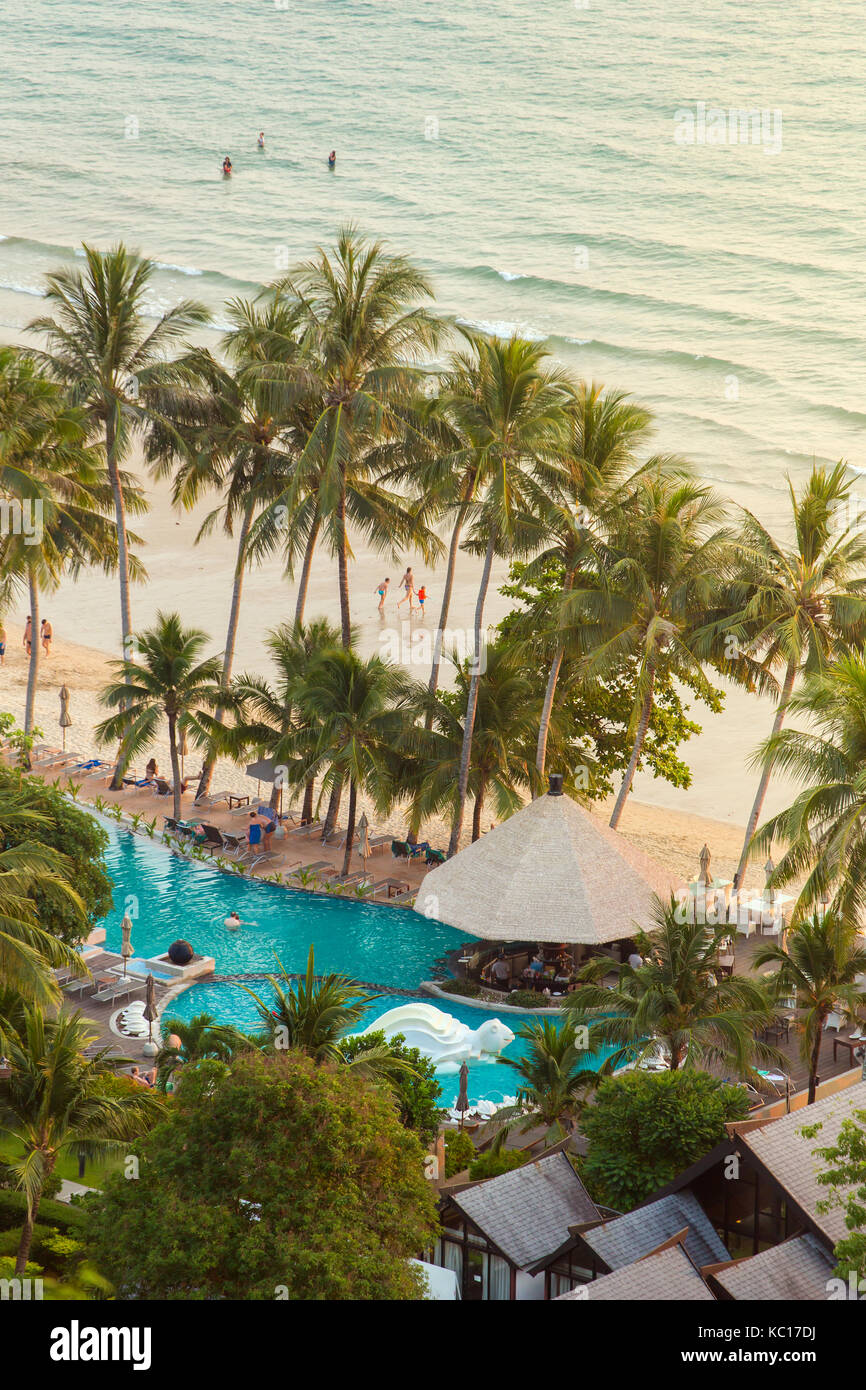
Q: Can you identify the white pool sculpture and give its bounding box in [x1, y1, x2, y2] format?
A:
[352, 1001, 515, 1072]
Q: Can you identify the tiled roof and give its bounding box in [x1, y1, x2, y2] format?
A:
[740, 1080, 866, 1246]
[449, 1151, 601, 1270]
[713, 1235, 834, 1301]
[582, 1190, 730, 1271]
[556, 1245, 714, 1301]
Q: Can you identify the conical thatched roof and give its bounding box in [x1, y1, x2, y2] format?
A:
[415, 782, 680, 945]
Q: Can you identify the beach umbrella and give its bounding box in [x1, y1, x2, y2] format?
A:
[142, 974, 158, 1057]
[120, 912, 134, 978]
[698, 843, 711, 886]
[245, 756, 283, 815]
[58, 685, 72, 751]
[357, 811, 370, 864]
[455, 1061, 470, 1131]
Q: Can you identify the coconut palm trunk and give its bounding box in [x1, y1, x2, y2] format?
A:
[197, 501, 254, 799]
[23, 567, 40, 736]
[106, 414, 134, 790]
[15, 1156, 54, 1275]
[609, 661, 657, 830]
[342, 780, 358, 877]
[406, 494, 471, 846]
[294, 511, 321, 627]
[734, 660, 797, 889]
[535, 569, 575, 782]
[471, 774, 488, 842]
[322, 777, 343, 841]
[448, 534, 496, 857]
[337, 470, 351, 650]
[167, 711, 183, 821]
[808, 1010, 826, 1104]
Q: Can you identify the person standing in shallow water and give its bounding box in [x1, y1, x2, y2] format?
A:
[328, 150, 336, 168]
[376, 577, 390, 612]
[41, 618, 52, 655]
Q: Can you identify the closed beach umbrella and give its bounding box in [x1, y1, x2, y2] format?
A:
[357, 811, 370, 864]
[120, 912, 134, 978]
[58, 685, 72, 751]
[698, 843, 711, 886]
[455, 1061, 470, 1130]
[142, 973, 157, 1056]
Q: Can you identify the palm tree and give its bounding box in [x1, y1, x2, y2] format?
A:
[29, 243, 210, 784]
[496, 1018, 598, 1140]
[442, 334, 574, 855]
[0, 349, 129, 733]
[409, 640, 543, 843]
[725, 465, 866, 888]
[753, 655, 866, 921]
[244, 945, 408, 1083]
[754, 913, 866, 1103]
[265, 227, 444, 647]
[226, 618, 345, 822]
[95, 611, 224, 820]
[154, 1011, 248, 1092]
[147, 300, 309, 798]
[564, 896, 778, 1076]
[0, 1007, 161, 1273]
[293, 648, 417, 874]
[0, 790, 87, 1007]
[529, 383, 653, 778]
[570, 466, 733, 829]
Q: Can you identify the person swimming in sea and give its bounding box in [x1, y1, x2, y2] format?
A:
[222, 155, 233, 176]
[328, 150, 336, 168]
[257, 132, 265, 148]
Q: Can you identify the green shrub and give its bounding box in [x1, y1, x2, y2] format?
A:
[468, 1148, 529, 1181]
[444, 1129, 476, 1177]
[40, 1231, 85, 1278]
[507, 989, 550, 1009]
[0, 1255, 43, 1281]
[439, 979, 480, 998]
[0, 1190, 85, 1233]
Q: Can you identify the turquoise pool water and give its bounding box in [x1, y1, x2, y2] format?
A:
[95, 819, 610, 1106]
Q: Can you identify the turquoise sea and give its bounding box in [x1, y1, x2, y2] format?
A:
[3, 0, 866, 523]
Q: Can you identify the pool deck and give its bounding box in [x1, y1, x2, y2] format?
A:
[15, 751, 439, 904]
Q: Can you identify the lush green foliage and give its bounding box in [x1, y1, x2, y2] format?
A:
[443, 1128, 476, 1178]
[580, 1070, 750, 1211]
[468, 1147, 529, 1181]
[811, 1106, 866, 1283]
[496, 559, 712, 797]
[0, 766, 113, 945]
[83, 1051, 439, 1300]
[340, 1029, 443, 1144]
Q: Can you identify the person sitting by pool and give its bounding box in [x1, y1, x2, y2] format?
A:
[136, 758, 159, 787]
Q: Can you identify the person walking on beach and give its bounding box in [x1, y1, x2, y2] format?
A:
[40, 618, 52, 656]
[23, 616, 31, 656]
[397, 567, 414, 610]
[416, 583, 427, 616]
[376, 577, 390, 612]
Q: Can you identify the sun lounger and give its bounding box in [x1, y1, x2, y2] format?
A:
[243, 848, 277, 870]
[288, 820, 325, 838]
[77, 761, 114, 780]
[61, 972, 92, 994]
[219, 831, 247, 857]
[369, 878, 411, 899]
[194, 790, 232, 808]
[389, 888, 417, 905]
[366, 834, 391, 856]
[290, 860, 338, 880]
[91, 976, 143, 1004]
[332, 871, 369, 888]
[325, 828, 360, 849]
[196, 824, 227, 850]
[33, 750, 81, 769]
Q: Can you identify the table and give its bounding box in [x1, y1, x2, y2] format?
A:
[833, 1036, 863, 1065]
[387, 880, 410, 898]
[227, 794, 250, 810]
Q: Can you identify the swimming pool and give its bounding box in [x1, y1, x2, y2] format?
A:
[94, 818, 613, 1105]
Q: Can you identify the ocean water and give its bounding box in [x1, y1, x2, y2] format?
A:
[2, 0, 866, 522]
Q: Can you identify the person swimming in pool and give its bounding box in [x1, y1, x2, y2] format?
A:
[224, 911, 258, 929]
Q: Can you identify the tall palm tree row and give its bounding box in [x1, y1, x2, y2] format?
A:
[29, 244, 210, 785]
[723, 465, 866, 888]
